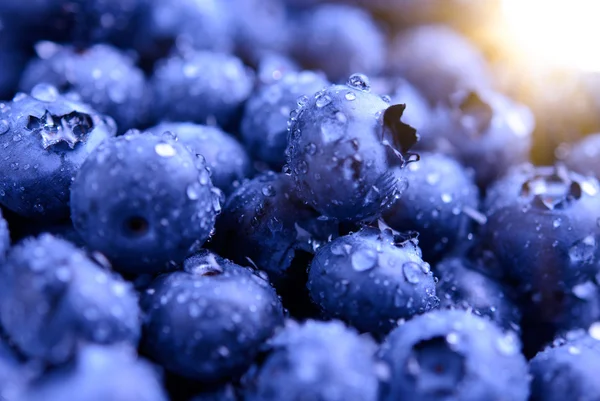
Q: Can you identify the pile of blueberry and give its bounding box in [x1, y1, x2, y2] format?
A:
[1, 1, 599, 400]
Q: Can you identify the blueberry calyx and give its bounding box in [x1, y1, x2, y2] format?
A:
[520, 165, 584, 210]
[451, 90, 493, 136]
[383, 104, 419, 155]
[27, 110, 94, 149]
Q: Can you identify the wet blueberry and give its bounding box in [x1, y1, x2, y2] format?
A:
[19, 345, 168, 401]
[0, 84, 116, 220]
[379, 309, 529, 401]
[151, 51, 254, 129]
[307, 227, 439, 335]
[70, 131, 220, 274]
[244, 319, 380, 401]
[141, 250, 284, 382]
[285, 76, 418, 222]
[0, 234, 140, 365]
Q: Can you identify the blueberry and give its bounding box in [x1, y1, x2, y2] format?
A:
[378, 309, 529, 401]
[20, 345, 168, 401]
[147, 122, 252, 194]
[290, 5, 385, 82]
[387, 25, 492, 105]
[421, 90, 534, 188]
[241, 71, 330, 168]
[0, 234, 140, 365]
[307, 227, 438, 335]
[0, 209, 9, 263]
[0, 84, 116, 220]
[151, 51, 254, 129]
[435, 257, 521, 332]
[0, 336, 26, 401]
[70, 131, 220, 274]
[383, 152, 480, 262]
[558, 133, 600, 179]
[20, 42, 151, 132]
[529, 331, 600, 401]
[482, 164, 600, 295]
[285, 76, 418, 222]
[213, 172, 337, 316]
[141, 250, 284, 382]
[244, 319, 380, 401]
[227, 0, 290, 64]
[135, 0, 232, 62]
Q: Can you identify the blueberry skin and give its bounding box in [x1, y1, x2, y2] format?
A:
[20, 42, 151, 132]
[141, 250, 284, 382]
[241, 71, 330, 168]
[482, 164, 600, 295]
[0, 84, 116, 220]
[435, 257, 521, 332]
[70, 132, 220, 274]
[214, 172, 338, 288]
[379, 310, 529, 401]
[151, 51, 254, 129]
[147, 122, 252, 195]
[387, 25, 492, 105]
[135, 0, 232, 61]
[20, 345, 168, 401]
[0, 209, 8, 263]
[0, 336, 26, 401]
[383, 153, 479, 262]
[560, 133, 600, 179]
[529, 334, 600, 401]
[255, 52, 299, 87]
[290, 4, 385, 82]
[0, 234, 140, 365]
[308, 227, 439, 335]
[422, 90, 534, 188]
[244, 319, 380, 401]
[285, 80, 411, 222]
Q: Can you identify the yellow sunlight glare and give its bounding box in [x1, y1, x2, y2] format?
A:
[501, 0, 600, 71]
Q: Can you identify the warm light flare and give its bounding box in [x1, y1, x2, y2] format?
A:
[502, 0, 600, 71]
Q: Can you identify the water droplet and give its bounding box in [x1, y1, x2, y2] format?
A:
[569, 236, 597, 265]
[186, 183, 201, 200]
[345, 92, 357, 101]
[315, 94, 332, 108]
[426, 173, 440, 185]
[572, 281, 597, 300]
[305, 143, 317, 155]
[351, 249, 378, 271]
[496, 332, 519, 355]
[155, 143, 176, 157]
[297, 95, 309, 107]
[446, 332, 460, 345]
[31, 83, 59, 102]
[403, 262, 422, 284]
[589, 322, 600, 340]
[347, 73, 371, 92]
[381, 95, 391, 103]
[568, 346, 581, 355]
[441, 193, 453, 203]
[261, 185, 276, 197]
[0, 120, 8, 135]
[297, 160, 308, 174]
[553, 218, 562, 228]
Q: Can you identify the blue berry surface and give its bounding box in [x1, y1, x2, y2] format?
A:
[19, 345, 168, 401]
[0, 234, 140, 365]
[307, 227, 439, 335]
[141, 250, 284, 382]
[0, 84, 116, 220]
[70, 131, 220, 274]
[244, 319, 380, 401]
[379, 309, 529, 401]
